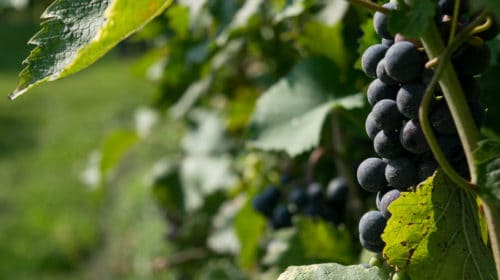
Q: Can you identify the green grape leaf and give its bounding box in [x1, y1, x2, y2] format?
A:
[475, 139, 500, 206]
[263, 217, 356, 270]
[387, 0, 436, 39]
[277, 263, 390, 280]
[247, 58, 364, 157]
[10, 0, 174, 99]
[382, 171, 497, 280]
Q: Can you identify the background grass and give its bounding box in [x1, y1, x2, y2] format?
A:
[0, 12, 174, 279]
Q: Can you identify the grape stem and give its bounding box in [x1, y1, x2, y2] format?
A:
[420, 10, 500, 278]
[347, 0, 391, 14]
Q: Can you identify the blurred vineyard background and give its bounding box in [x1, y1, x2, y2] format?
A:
[0, 2, 177, 278]
[1, 0, 500, 279]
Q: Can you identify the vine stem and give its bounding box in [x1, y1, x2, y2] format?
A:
[419, 13, 500, 278]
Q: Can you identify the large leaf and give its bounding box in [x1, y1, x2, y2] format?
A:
[247, 58, 364, 157]
[475, 139, 500, 206]
[10, 0, 174, 99]
[263, 217, 356, 269]
[382, 171, 497, 280]
[277, 263, 390, 280]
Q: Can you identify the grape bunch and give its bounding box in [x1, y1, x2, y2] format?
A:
[252, 177, 349, 229]
[357, 0, 495, 253]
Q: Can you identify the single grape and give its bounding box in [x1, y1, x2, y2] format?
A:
[374, 130, 405, 159]
[252, 186, 280, 217]
[430, 102, 457, 135]
[396, 82, 426, 119]
[379, 189, 401, 219]
[376, 59, 398, 85]
[360, 234, 385, 253]
[382, 38, 394, 47]
[359, 210, 387, 252]
[454, 44, 491, 76]
[417, 158, 439, 181]
[385, 158, 418, 190]
[367, 79, 399, 106]
[371, 99, 406, 131]
[307, 182, 323, 201]
[385, 41, 425, 83]
[365, 112, 381, 140]
[357, 158, 387, 193]
[288, 187, 308, 208]
[271, 204, 292, 229]
[400, 120, 429, 154]
[326, 177, 349, 206]
[376, 186, 392, 210]
[362, 44, 388, 78]
[373, 2, 396, 39]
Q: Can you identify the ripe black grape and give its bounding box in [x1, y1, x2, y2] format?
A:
[376, 59, 398, 85]
[357, 158, 387, 193]
[374, 130, 405, 159]
[385, 158, 418, 190]
[253, 186, 281, 217]
[307, 182, 323, 201]
[385, 41, 425, 83]
[454, 44, 491, 77]
[396, 82, 426, 119]
[371, 99, 406, 131]
[326, 177, 348, 206]
[365, 112, 381, 140]
[430, 102, 457, 135]
[367, 79, 399, 106]
[373, 2, 396, 40]
[417, 158, 439, 181]
[379, 189, 401, 219]
[362, 44, 388, 78]
[400, 120, 429, 154]
[359, 210, 386, 252]
[271, 204, 292, 229]
[288, 187, 308, 208]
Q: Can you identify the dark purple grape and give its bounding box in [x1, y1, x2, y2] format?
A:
[307, 183, 323, 201]
[252, 186, 281, 217]
[288, 187, 307, 208]
[454, 44, 491, 76]
[400, 120, 429, 154]
[357, 158, 387, 193]
[379, 189, 401, 219]
[430, 102, 457, 135]
[382, 38, 394, 47]
[367, 79, 399, 106]
[396, 82, 426, 119]
[417, 158, 439, 181]
[326, 177, 348, 206]
[374, 130, 405, 159]
[385, 158, 418, 190]
[373, 2, 396, 39]
[271, 204, 292, 229]
[385, 41, 425, 83]
[362, 44, 388, 78]
[376, 59, 398, 85]
[365, 112, 381, 140]
[359, 210, 386, 252]
[371, 99, 406, 131]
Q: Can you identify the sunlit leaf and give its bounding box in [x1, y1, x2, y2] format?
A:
[278, 263, 390, 280]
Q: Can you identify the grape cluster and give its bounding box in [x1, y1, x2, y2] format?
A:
[357, 0, 495, 253]
[252, 177, 349, 229]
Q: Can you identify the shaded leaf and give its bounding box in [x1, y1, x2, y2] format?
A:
[263, 217, 356, 269]
[382, 171, 497, 279]
[278, 263, 390, 280]
[10, 0, 174, 99]
[475, 139, 500, 206]
[248, 58, 363, 157]
[387, 0, 436, 39]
